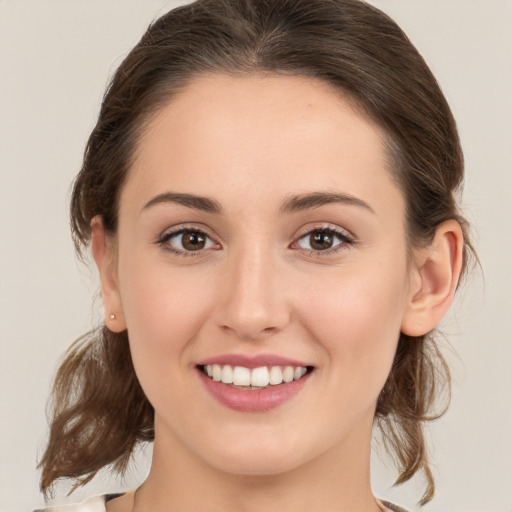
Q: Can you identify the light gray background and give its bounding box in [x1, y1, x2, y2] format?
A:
[1, 1, 511, 511]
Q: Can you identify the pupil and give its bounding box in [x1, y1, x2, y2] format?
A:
[182, 231, 205, 251]
[310, 231, 333, 250]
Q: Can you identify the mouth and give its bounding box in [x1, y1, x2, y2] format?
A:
[196, 358, 314, 412]
[199, 364, 314, 390]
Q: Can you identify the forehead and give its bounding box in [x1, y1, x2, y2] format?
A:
[123, 73, 403, 219]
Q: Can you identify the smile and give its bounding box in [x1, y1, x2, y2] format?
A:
[201, 364, 309, 389]
[196, 357, 314, 412]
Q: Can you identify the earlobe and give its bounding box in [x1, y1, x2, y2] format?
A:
[91, 216, 127, 332]
[401, 220, 464, 337]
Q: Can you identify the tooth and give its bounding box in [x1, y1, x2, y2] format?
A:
[269, 366, 283, 385]
[221, 365, 234, 384]
[283, 366, 294, 383]
[251, 367, 270, 387]
[209, 363, 308, 386]
[233, 366, 251, 386]
[212, 364, 222, 382]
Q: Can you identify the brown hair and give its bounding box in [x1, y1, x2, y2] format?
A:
[40, 0, 473, 505]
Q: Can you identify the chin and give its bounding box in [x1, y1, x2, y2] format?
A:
[195, 429, 315, 477]
[211, 452, 304, 477]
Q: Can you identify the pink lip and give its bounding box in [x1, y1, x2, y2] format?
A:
[197, 353, 310, 369]
[197, 369, 311, 412]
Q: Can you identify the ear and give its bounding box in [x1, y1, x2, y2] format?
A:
[401, 220, 464, 337]
[91, 216, 127, 332]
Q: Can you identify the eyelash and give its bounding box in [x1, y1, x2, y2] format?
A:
[156, 225, 355, 257]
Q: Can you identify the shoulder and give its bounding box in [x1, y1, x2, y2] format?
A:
[35, 495, 409, 512]
[34, 495, 109, 512]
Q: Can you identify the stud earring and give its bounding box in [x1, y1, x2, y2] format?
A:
[108, 313, 116, 320]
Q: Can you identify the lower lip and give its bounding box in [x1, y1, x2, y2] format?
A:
[197, 369, 311, 412]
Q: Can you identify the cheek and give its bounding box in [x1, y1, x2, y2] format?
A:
[297, 257, 409, 391]
[117, 252, 217, 378]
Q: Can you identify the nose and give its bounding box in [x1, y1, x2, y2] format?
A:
[213, 242, 290, 341]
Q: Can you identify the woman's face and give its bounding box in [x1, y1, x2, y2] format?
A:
[111, 74, 415, 475]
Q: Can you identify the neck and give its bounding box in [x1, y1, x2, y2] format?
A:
[133, 414, 381, 512]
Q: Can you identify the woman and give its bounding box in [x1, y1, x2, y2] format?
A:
[37, 0, 473, 511]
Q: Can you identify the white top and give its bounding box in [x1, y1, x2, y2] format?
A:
[35, 495, 107, 512]
[35, 494, 410, 512]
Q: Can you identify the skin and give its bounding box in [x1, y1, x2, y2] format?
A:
[92, 74, 463, 512]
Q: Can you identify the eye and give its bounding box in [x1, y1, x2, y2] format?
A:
[159, 228, 218, 254]
[295, 227, 353, 253]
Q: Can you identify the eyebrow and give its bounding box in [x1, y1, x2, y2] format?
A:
[280, 192, 375, 214]
[142, 192, 223, 214]
[141, 190, 374, 216]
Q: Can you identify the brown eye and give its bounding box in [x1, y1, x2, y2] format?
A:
[162, 228, 216, 254]
[309, 231, 334, 250]
[181, 231, 207, 251]
[296, 228, 352, 253]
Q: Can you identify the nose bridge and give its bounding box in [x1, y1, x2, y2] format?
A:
[216, 234, 289, 340]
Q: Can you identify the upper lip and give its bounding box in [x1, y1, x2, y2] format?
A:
[197, 353, 311, 369]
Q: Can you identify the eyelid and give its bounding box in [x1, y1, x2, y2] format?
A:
[294, 222, 356, 243]
[296, 222, 354, 239]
